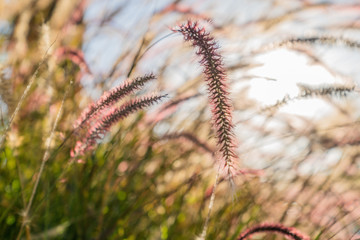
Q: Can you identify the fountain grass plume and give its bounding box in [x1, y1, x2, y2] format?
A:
[237, 223, 310, 240]
[75, 73, 156, 129]
[173, 20, 239, 179]
[73, 94, 166, 156]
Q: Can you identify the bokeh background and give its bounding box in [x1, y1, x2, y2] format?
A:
[0, 0, 360, 239]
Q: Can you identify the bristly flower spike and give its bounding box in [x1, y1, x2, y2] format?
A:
[73, 94, 166, 156]
[237, 223, 310, 240]
[173, 20, 238, 179]
[75, 73, 156, 129]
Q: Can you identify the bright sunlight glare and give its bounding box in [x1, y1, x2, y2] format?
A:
[248, 48, 344, 118]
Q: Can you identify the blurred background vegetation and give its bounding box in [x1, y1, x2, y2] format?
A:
[0, 0, 360, 239]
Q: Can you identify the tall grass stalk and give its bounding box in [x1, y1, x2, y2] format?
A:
[16, 80, 73, 240]
[174, 20, 239, 240]
[0, 38, 57, 149]
[197, 167, 220, 240]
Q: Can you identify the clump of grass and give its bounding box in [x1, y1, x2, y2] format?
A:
[3, 1, 360, 239]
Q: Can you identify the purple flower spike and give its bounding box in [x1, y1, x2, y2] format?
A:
[174, 21, 238, 179]
[237, 223, 311, 240]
